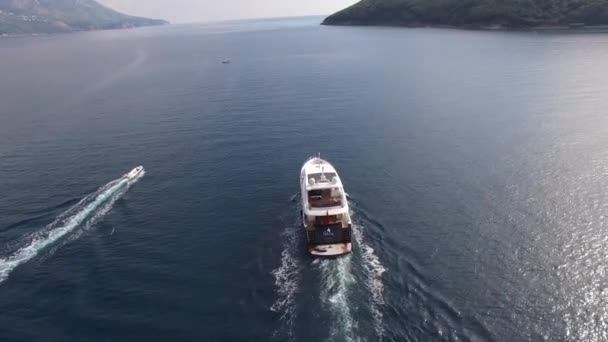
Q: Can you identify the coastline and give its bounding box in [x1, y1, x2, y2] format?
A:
[0, 22, 169, 39]
[321, 21, 608, 33]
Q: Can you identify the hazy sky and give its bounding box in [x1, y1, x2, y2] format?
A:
[98, 0, 359, 24]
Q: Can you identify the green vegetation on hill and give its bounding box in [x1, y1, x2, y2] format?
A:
[322, 0, 608, 28]
[0, 0, 168, 35]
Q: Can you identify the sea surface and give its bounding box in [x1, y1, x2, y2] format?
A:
[2, 16, 608, 342]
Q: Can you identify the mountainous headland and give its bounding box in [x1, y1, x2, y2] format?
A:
[322, 0, 608, 29]
[0, 0, 168, 36]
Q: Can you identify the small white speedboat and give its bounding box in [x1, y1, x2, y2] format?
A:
[222, 59, 231, 64]
[300, 155, 352, 256]
[125, 166, 144, 180]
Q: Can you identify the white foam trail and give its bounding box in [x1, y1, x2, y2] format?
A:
[315, 219, 386, 342]
[0, 170, 144, 284]
[318, 257, 361, 342]
[64, 173, 142, 244]
[270, 222, 301, 340]
[352, 223, 387, 339]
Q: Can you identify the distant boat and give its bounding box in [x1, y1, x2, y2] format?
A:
[222, 59, 231, 64]
[300, 155, 352, 256]
[125, 166, 144, 180]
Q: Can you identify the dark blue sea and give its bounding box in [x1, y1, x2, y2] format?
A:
[2, 16, 608, 342]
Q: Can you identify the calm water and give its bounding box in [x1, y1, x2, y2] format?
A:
[2, 17, 608, 342]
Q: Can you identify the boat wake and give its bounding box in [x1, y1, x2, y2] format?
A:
[0, 169, 145, 284]
[313, 221, 386, 342]
[317, 256, 360, 342]
[271, 202, 387, 341]
[270, 220, 301, 340]
[353, 223, 387, 339]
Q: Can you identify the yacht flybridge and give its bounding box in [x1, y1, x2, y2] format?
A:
[300, 156, 352, 256]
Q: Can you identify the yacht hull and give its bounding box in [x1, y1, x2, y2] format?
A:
[300, 156, 352, 257]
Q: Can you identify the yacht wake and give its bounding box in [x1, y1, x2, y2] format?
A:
[270, 221, 301, 340]
[317, 256, 360, 342]
[0, 169, 145, 284]
[269, 202, 386, 341]
[352, 223, 387, 340]
[315, 220, 386, 342]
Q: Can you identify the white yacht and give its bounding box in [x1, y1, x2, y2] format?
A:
[125, 166, 144, 180]
[300, 156, 352, 256]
